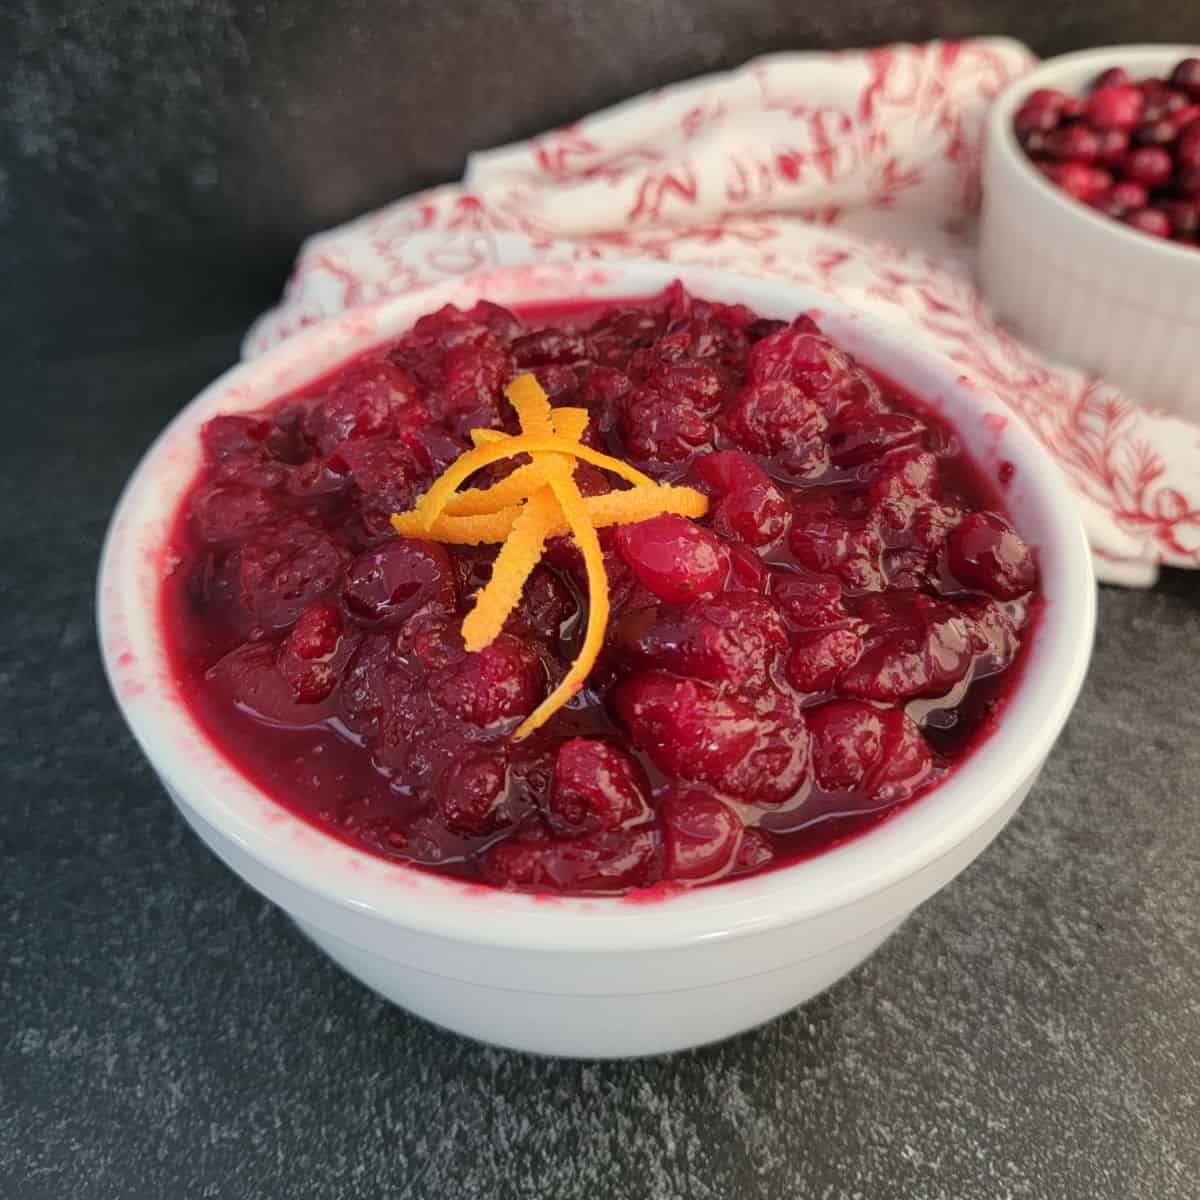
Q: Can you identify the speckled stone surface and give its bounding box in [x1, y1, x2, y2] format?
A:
[4, 4, 1200, 1196]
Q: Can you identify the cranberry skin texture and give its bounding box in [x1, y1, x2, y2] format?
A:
[691, 450, 792, 548]
[1093, 66, 1131, 89]
[342, 539, 456, 627]
[788, 502, 884, 592]
[807, 700, 932, 806]
[277, 602, 350, 702]
[238, 522, 349, 632]
[784, 625, 865, 693]
[208, 642, 338, 727]
[660, 789, 744, 883]
[619, 387, 713, 463]
[613, 671, 809, 804]
[305, 360, 425, 455]
[616, 592, 790, 694]
[1124, 207, 1172, 238]
[772, 575, 847, 629]
[480, 827, 659, 894]
[190, 482, 282, 546]
[745, 322, 849, 398]
[828, 405, 923, 468]
[1044, 125, 1100, 162]
[614, 514, 728, 605]
[720, 379, 830, 473]
[1039, 162, 1111, 202]
[437, 749, 509, 836]
[1170, 57, 1200, 98]
[550, 739, 649, 833]
[433, 635, 544, 726]
[1123, 146, 1173, 188]
[946, 512, 1036, 599]
[1084, 84, 1144, 131]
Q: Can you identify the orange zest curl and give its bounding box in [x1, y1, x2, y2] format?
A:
[390, 373, 710, 739]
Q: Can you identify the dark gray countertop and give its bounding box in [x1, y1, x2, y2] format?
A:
[2, 325, 1198, 1200]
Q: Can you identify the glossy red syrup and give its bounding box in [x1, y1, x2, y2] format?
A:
[161, 283, 1040, 896]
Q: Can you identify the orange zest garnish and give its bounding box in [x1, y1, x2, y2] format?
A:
[390, 373, 709, 740]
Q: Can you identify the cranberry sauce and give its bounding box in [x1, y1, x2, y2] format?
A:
[162, 283, 1040, 896]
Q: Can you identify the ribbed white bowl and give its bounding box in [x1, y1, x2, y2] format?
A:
[979, 44, 1200, 421]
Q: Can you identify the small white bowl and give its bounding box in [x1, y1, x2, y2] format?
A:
[98, 261, 1095, 1058]
[979, 44, 1200, 421]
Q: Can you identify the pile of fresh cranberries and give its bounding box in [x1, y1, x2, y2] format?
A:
[1014, 57, 1200, 244]
[164, 284, 1039, 896]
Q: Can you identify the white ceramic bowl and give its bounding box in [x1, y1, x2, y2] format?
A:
[98, 261, 1095, 1058]
[979, 44, 1200, 421]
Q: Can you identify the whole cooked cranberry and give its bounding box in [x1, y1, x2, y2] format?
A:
[1084, 84, 1144, 131]
[437, 749, 509, 836]
[342, 539, 456, 627]
[339, 634, 419, 738]
[946, 511, 1036, 598]
[550, 739, 648, 832]
[839, 594, 976, 702]
[614, 514, 729, 605]
[745, 323, 849, 398]
[789, 501, 884, 592]
[202, 415, 272, 463]
[829, 405, 923, 468]
[276, 602, 351, 702]
[329, 435, 427, 517]
[1124, 207, 1172, 238]
[1123, 146, 1173, 187]
[690, 450, 792, 548]
[190, 482, 282, 546]
[480, 827, 659, 894]
[772, 575, 846, 628]
[637, 361, 725, 415]
[784, 624, 865, 693]
[616, 592, 789, 694]
[238, 521, 349, 632]
[660, 789, 744, 883]
[1044, 124, 1100, 162]
[505, 566, 575, 640]
[807, 700, 932, 805]
[1093, 66, 1131, 89]
[433, 634, 544, 726]
[208, 641, 339, 727]
[867, 448, 941, 520]
[1170, 57, 1200, 98]
[620, 387, 713, 463]
[720, 379, 830, 474]
[511, 329, 589, 367]
[438, 344, 508, 434]
[613, 671, 809, 804]
[305, 359, 426, 455]
[468, 300, 523, 343]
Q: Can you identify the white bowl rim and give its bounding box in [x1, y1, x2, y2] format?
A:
[988, 43, 1200, 270]
[97, 260, 1095, 953]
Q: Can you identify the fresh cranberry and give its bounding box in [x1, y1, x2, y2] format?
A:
[660, 789, 744, 883]
[616, 592, 789, 694]
[1045, 124, 1100, 162]
[238, 521, 349, 632]
[808, 700, 932, 805]
[614, 514, 729, 605]
[690, 450, 792, 548]
[1124, 207, 1172, 238]
[1039, 162, 1111, 202]
[1178, 166, 1200, 197]
[480, 827, 659, 894]
[1177, 121, 1200, 168]
[613, 672, 809, 804]
[433, 635, 544, 726]
[437, 749, 510, 836]
[1170, 57, 1200, 98]
[1084, 84, 1144, 131]
[784, 625, 865, 693]
[1164, 200, 1200, 237]
[1014, 102, 1061, 137]
[839, 594, 977, 702]
[1099, 180, 1149, 214]
[946, 512, 1036, 598]
[550, 739, 649, 833]
[1093, 66, 1131, 89]
[1123, 146, 1173, 187]
[1131, 118, 1179, 147]
[1095, 128, 1130, 166]
[342, 539, 456, 627]
[720, 380, 830, 475]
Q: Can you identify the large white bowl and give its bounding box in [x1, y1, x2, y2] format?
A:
[979, 44, 1200, 421]
[98, 261, 1095, 1058]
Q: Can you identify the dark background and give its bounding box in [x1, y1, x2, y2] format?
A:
[3, 4, 1199, 1198]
